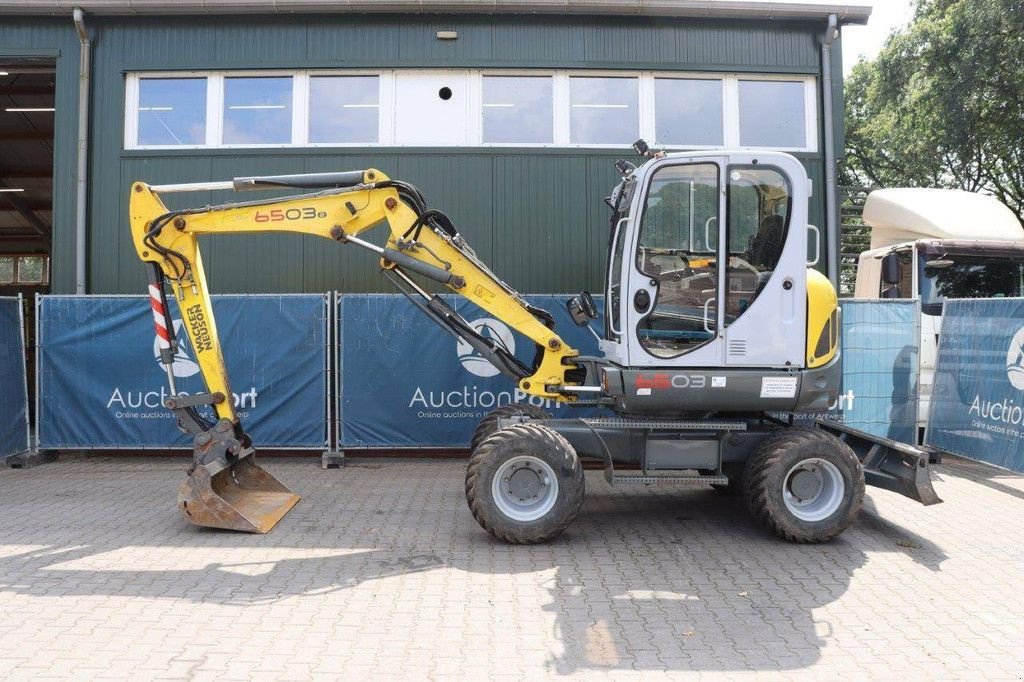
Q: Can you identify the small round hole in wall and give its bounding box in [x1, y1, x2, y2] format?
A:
[438, 86, 453, 101]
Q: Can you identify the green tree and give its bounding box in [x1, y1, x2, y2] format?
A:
[843, 0, 1024, 221]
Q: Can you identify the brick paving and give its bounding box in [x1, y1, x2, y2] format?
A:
[0, 453, 1022, 680]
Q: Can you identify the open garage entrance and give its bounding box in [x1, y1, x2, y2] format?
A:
[0, 57, 56, 429]
[0, 58, 53, 289]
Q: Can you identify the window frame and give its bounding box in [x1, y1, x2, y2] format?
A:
[733, 74, 818, 152]
[306, 73, 386, 147]
[566, 72, 642, 148]
[479, 72, 557, 146]
[722, 163, 793, 328]
[632, 160, 724, 359]
[220, 72, 299, 148]
[651, 75, 727, 150]
[124, 70, 818, 152]
[0, 254, 50, 286]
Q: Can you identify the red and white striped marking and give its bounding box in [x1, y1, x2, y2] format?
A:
[149, 284, 171, 350]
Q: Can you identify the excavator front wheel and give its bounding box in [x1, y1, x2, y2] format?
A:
[470, 403, 551, 453]
[465, 423, 584, 544]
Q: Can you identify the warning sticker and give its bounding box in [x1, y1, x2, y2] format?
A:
[711, 376, 727, 388]
[760, 376, 798, 399]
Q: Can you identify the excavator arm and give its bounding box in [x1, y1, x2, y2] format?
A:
[128, 168, 581, 533]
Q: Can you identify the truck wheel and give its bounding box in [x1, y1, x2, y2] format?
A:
[470, 403, 551, 452]
[465, 423, 584, 544]
[743, 427, 864, 543]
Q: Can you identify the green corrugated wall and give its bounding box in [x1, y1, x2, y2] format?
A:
[2, 13, 838, 294]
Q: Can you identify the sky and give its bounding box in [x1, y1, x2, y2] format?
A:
[753, 0, 916, 74]
[839, 0, 917, 74]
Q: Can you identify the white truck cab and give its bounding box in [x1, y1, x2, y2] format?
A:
[853, 188, 1024, 438]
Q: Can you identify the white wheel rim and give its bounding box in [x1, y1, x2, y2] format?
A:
[782, 458, 845, 522]
[492, 456, 559, 522]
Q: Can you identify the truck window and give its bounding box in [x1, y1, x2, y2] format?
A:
[918, 252, 1024, 315]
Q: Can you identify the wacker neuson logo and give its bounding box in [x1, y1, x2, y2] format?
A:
[409, 316, 557, 418]
[106, 316, 257, 417]
[966, 326, 1024, 431]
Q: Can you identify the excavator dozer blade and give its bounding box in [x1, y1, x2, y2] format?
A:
[177, 452, 300, 533]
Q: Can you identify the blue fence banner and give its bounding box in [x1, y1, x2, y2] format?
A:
[836, 299, 919, 443]
[927, 298, 1024, 472]
[778, 300, 919, 444]
[0, 296, 29, 459]
[339, 294, 606, 449]
[38, 294, 328, 449]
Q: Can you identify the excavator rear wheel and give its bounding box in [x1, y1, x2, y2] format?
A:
[743, 427, 864, 543]
[470, 403, 551, 453]
[466, 423, 584, 544]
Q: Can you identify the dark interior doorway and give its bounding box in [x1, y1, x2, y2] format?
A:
[0, 57, 56, 432]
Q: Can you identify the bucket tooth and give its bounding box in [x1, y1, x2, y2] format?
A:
[178, 452, 300, 533]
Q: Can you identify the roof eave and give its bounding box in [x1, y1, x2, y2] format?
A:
[0, 1, 872, 24]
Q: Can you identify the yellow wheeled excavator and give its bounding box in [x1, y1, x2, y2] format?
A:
[130, 144, 940, 540]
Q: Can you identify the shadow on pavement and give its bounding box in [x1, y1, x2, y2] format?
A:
[0, 458, 947, 673]
[933, 454, 1024, 502]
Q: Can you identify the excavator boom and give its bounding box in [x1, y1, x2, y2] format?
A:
[129, 169, 581, 532]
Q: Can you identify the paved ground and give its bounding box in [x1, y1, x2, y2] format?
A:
[1, 454, 1023, 680]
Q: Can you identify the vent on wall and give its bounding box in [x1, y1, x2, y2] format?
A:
[728, 339, 747, 357]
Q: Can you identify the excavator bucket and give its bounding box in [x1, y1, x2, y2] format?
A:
[177, 451, 300, 533]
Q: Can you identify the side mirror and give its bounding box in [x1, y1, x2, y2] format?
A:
[881, 252, 901, 285]
[566, 291, 598, 327]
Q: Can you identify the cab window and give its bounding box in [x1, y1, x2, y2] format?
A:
[634, 163, 720, 358]
[607, 178, 635, 340]
[725, 166, 791, 325]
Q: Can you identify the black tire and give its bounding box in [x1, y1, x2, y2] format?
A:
[465, 423, 584, 544]
[743, 427, 865, 543]
[470, 403, 551, 453]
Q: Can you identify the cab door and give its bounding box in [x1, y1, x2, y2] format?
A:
[623, 158, 727, 367]
[720, 156, 807, 367]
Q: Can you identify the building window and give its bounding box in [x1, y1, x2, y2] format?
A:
[737, 80, 808, 149]
[482, 76, 553, 144]
[309, 76, 379, 144]
[654, 78, 723, 147]
[569, 76, 639, 145]
[0, 255, 49, 285]
[125, 71, 816, 151]
[223, 76, 293, 145]
[137, 77, 207, 146]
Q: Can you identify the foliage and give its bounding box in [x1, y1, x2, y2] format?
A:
[843, 0, 1024, 222]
